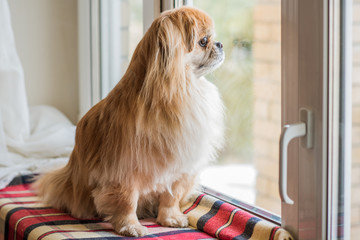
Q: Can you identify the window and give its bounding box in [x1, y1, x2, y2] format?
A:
[100, 0, 143, 99]
[351, 0, 359, 238]
[78, 1, 353, 238]
[78, 0, 144, 117]
[191, 0, 282, 217]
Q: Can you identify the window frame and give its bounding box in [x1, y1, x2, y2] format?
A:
[78, 0, 101, 119]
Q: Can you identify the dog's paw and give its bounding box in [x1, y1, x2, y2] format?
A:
[275, 229, 294, 240]
[157, 213, 189, 228]
[118, 224, 148, 237]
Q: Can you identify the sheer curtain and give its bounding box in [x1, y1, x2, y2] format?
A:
[0, 0, 75, 188]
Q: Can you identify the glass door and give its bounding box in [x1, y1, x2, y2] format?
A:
[190, 0, 283, 219]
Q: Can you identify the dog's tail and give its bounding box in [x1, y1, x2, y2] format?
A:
[32, 159, 96, 218]
[32, 165, 74, 211]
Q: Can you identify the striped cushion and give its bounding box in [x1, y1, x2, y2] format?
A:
[0, 175, 292, 240]
[181, 194, 288, 240]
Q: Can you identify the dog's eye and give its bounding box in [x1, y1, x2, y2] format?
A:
[198, 37, 208, 47]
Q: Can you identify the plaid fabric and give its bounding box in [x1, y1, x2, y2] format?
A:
[0, 175, 291, 240]
[181, 193, 289, 240]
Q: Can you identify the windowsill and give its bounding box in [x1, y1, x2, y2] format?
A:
[200, 164, 281, 225]
[201, 185, 281, 225]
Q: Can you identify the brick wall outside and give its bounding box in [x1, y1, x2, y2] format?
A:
[352, 0, 360, 238]
[252, 0, 281, 215]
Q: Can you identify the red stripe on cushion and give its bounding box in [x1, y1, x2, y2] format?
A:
[183, 194, 205, 214]
[0, 184, 31, 193]
[202, 202, 237, 236]
[9, 207, 64, 219]
[269, 226, 280, 240]
[0, 192, 35, 198]
[145, 231, 214, 240]
[144, 224, 161, 228]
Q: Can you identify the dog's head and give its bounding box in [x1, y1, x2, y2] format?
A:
[171, 7, 225, 77]
[134, 7, 224, 99]
[153, 7, 224, 77]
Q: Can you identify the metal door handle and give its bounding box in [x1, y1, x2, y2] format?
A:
[279, 108, 313, 205]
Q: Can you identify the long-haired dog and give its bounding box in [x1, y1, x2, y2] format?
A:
[34, 6, 225, 237]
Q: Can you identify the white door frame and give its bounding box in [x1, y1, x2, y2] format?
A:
[77, 0, 101, 119]
[281, 0, 328, 238]
[282, 0, 351, 239]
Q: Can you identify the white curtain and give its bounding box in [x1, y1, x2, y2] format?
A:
[0, 0, 75, 188]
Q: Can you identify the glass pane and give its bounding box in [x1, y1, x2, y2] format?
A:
[351, 0, 360, 238]
[100, 0, 143, 98]
[192, 0, 281, 215]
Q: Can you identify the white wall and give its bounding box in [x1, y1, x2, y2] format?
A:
[8, 0, 79, 124]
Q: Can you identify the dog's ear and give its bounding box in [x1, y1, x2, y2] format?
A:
[140, 11, 196, 101]
[170, 11, 197, 53]
[156, 11, 196, 69]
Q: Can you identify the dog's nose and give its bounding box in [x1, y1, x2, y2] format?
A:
[215, 42, 223, 49]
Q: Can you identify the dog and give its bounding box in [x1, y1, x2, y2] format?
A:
[34, 6, 225, 237]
